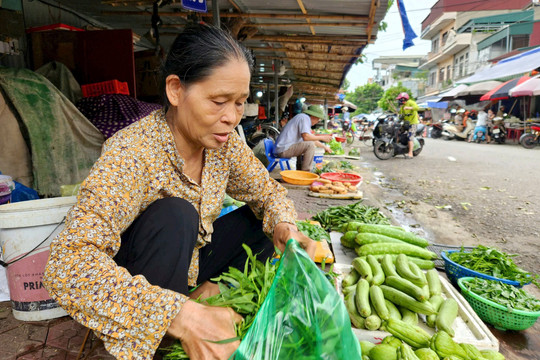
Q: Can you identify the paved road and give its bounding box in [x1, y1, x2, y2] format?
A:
[354, 137, 540, 360]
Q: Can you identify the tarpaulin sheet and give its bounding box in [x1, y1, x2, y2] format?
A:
[0, 67, 104, 196]
[458, 47, 540, 83]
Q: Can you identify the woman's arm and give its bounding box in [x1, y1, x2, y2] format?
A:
[44, 135, 186, 359]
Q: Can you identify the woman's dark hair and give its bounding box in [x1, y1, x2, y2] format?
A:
[160, 23, 254, 110]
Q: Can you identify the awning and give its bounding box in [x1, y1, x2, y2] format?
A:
[438, 84, 469, 100]
[509, 74, 540, 97]
[456, 81, 502, 96]
[458, 46, 540, 83]
[479, 75, 530, 101]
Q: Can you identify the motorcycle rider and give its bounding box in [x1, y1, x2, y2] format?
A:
[469, 107, 489, 143]
[396, 92, 419, 159]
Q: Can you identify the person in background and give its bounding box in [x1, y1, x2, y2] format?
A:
[469, 106, 490, 143]
[454, 108, 465, 130]
[497, 105, 506, 118]
[275, 104, 333, 171]
[396, 92, 419, 159]
[43, 24, 316, 360]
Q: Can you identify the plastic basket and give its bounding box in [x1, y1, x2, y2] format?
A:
[457, 277, 540, 331]
[441, 250, 523, 288]
[427, 243, 474, 269]
[81, 80, 130, 97]
[280, 170, 319, 185]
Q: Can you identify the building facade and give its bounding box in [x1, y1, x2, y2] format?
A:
[419, 0, 534, 95]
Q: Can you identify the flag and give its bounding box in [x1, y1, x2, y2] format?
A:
[396, 0, 417, 50]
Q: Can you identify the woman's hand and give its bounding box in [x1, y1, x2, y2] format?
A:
[167, 300, 243, 360]
[273, 222, 317, 260]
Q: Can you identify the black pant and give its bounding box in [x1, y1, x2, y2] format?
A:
[114, 198, 274, 296]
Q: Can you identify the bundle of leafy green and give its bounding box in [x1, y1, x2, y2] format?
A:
[326, 138, 344, 155]
[296, 220, 330, 243]
[463, 277, 540, 312]
[314, 160, 355, 175]
[162, 245, 278, 359]
[449, 245, 540, 288]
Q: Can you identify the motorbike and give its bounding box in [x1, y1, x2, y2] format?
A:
[491, 119, 506, 144]
[373, 120, 425, 160]
[239, 115, 280, 148]
[441, 118, 475, 141]
[519, 123, 540, 149]
[430, 122, 444, 138]
[371, 113, 398, 146]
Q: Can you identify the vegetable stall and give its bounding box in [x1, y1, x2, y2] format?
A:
[161, 200, 540, 359]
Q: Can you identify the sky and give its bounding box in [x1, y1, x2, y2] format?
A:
[346, 0, 439, 89]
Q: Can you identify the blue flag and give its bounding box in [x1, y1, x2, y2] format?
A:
[396, 0, 417, 50]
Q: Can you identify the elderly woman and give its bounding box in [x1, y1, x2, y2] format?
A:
[44, 24, 315, 360]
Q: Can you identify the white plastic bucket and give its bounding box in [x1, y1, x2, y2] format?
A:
[313, 148, 325, 164]
[0, 196, 76, 321]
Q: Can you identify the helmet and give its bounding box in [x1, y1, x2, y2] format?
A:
[396, 92, 409, 101]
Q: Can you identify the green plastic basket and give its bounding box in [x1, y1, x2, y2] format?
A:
[457, 277, 540, 331]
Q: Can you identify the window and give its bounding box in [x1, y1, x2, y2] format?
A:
[512, 35, 529, 50]
[446, 65, 451, 81]
[432, 38, 439, 53]
[439, 68, 445, 84]
[442, 31, 449, 46]
[429, 72, 436, 87]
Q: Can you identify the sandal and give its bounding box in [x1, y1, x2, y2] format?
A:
[404, 154, 413, 159]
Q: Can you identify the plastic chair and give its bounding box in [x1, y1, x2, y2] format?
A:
[263, 138, 291, 171]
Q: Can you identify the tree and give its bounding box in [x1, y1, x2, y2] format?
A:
[345, 83, 384, 114]
[342, 78, 351, 91]
[377, 83, 413, 112]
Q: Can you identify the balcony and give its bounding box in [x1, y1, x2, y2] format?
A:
[419, 33, 472, 70]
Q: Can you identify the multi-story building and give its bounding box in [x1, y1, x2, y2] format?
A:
[372, 55, 426, 98]
[419, 0, 533, 96]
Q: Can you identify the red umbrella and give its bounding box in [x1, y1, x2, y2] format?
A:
[479, 75, 530, 101]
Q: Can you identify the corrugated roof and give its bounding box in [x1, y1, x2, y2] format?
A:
[50, 0, 389, 104]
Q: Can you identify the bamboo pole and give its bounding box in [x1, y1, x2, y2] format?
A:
[251, 47, 359, 57]
[251, 35, 368, 41]
[256, 56, 351, 64]
[296, 0, 315, 35]
[295, 75, 341, 84]
[249, 38, 368, 46]
[290, 68, 344, 75]
[243, 22, 367, 27]
[100, 10, 369, 21]
[366, 0, 379, 42]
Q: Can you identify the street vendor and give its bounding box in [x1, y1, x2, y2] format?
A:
[274, 104, 333, 171]
[43, 24, 316, 360]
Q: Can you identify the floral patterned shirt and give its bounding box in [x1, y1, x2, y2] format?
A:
[44, 110, 297, 359]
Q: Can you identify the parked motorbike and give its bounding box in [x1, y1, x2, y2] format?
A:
[441, 118, 475, 141]
[430, 122, 444, 138]
[519, 124, 540, 149]
[373, 120, 425, 160]
[491, 118, 506, 144]
[240, 116, 280, 148]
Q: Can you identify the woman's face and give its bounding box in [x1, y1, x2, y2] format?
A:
[168, 59, 250, 150]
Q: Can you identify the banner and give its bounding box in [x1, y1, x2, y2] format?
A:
[396, 0, 417, 50]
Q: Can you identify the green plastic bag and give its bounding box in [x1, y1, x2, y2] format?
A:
[231, 239, 362, 359]
[413, 138, 421, 151]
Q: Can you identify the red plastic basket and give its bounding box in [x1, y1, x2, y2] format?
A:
[81, 80, 130, 97]
[320, 172, 363, 186]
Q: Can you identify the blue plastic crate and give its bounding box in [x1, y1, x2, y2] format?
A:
[441, 250, 523, 288]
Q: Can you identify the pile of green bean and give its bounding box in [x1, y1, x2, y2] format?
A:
[312, 201, 390, 231]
